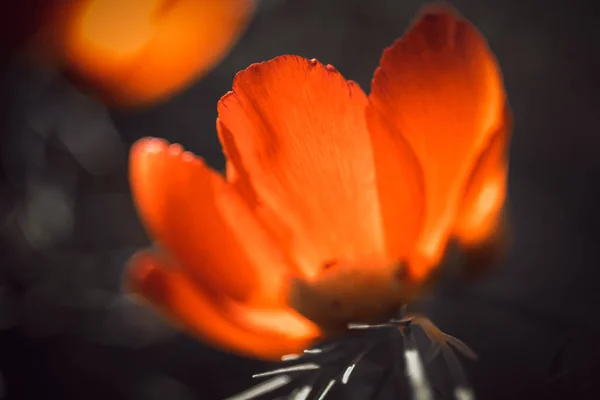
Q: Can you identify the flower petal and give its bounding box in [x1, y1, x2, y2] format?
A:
[369, 5, 507, 277]
[217, 56, 397, 278]
[127, 250, 320, 360]
[366, 106, 425, 271]
[129, 138, 290, 304]
[453, 108, 512, 247]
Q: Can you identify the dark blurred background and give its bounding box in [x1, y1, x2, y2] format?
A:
[1, 0, 599, 399]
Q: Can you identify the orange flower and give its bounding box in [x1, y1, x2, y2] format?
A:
[127, 4, 511, 361]
[37, 0, 256, 107]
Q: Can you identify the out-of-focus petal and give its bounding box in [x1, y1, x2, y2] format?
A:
[453, 108, 512, 247]
[369, 4, 506, 279]
[217, 56, 400, 279]
[127, 250, 320, 360]
[55, 0, 256, 106]
[129, 138, 291, 305]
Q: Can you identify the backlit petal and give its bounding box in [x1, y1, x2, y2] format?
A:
[129, 138, 291, 305]
[369, 5, 506, 278]
[453, 108, 512, 247]
[366, 105, 425, 270]
[217, 56, 392, 279]
[127, 250, 320, 360]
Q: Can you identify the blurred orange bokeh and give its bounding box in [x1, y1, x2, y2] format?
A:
[39, 0, 256, 107]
